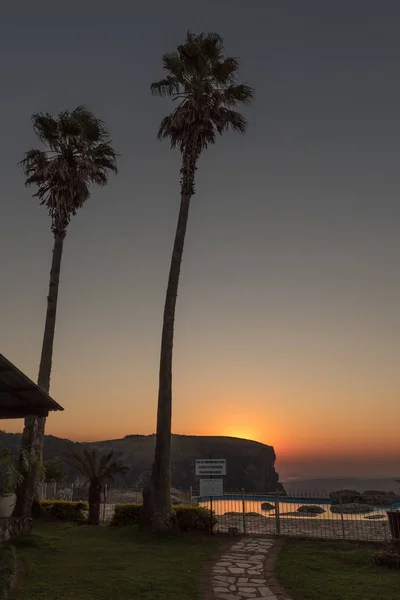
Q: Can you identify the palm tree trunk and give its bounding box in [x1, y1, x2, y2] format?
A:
[88, 482, 101, 525]
[139, 144, 198, 531]
[14, 234, 64, 518]
[140, 193, 192, 530]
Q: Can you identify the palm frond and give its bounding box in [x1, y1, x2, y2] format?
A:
[220, 84, 254, 107]
[162, 53, 185, 79]
[21, 107, 118, 236]
[151, 77, 180, 97]
[152, 31, 253, 166]
[68, 448, 127, 485]
[31, 113, 59, 149]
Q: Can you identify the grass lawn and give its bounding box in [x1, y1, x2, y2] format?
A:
[11, 519, 224, 600]
[0, 544, 16, 597]
[276, 538, 400, 600]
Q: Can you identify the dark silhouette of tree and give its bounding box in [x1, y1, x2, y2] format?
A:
[69, 448, 127, 525]
[14, 107, 118, 517]
[140, 31, 253, 530]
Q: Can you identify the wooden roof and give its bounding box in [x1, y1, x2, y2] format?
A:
[0, 354, 64, 419]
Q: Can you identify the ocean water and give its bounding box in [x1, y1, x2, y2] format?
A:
[197, 495, 396, 521]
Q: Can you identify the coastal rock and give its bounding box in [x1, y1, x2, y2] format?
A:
[260, 502, 275, 511]
[330, 503, 374, 514]
[0, 431, 285, 494]
[297, 505, 326, 514]
[330, 489, 400, 507]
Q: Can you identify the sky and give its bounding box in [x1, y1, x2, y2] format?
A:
[1, 0, 400, 479]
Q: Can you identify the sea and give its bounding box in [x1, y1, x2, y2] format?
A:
[281, 477, 400, 495]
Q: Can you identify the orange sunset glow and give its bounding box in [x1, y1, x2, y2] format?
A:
[1, 0, 400, 484]
[2, 330, 399, 478]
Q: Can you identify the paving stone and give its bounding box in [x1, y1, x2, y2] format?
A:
[214, 568, 228, 573]
[248, 570, 262, 575]
[211, 537, 289, 600]
[259, 589, 276, 598]
[228, 567, 245, 574]
[214, 576, 236, 584]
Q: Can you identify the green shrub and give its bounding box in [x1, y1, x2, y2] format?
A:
[373, 551, 400, 570]
[111, 504, 141, 526]
[111, 503, 217, 531]
[40, 500, 88, 521]
[174, 506, 217, 531]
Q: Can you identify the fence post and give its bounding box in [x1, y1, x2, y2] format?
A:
[275, 490, 281, 535]
[339, 493, 346, 539]
[102, 484, 108, 523]
[71, 483, 74, 501]
[242, 488, 246, 535]
[189, 486, 193, 507]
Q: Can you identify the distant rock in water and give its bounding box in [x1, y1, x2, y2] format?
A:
[330, 490, 362, 504]
[331, 503, 374, 514]
[361, 491, 400, 506]
[261, 502, 275, 511]
[330, 489, 400, 507]
[297, 505, 326, 514]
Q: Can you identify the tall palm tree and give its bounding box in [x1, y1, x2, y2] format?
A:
[14, 107, 118, 517]
[68, 448, 127, 525]
[140, 32, 253, 530]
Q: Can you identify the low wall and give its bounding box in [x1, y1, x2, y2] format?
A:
[0, 517, 32, 542]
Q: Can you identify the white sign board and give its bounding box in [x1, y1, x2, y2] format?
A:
[195, 459, 226, 476]
[200, 478, 223, 497]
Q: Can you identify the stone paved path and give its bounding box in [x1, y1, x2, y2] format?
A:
[212, 537, 280, 599]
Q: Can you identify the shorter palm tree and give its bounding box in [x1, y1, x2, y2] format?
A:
[68, 448, 127, 525]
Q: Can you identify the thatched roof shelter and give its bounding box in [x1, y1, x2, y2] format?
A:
[0, 354, 63, 419]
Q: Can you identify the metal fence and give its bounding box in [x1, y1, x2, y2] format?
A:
[39, 484, 400, 542]
[195, 489, 400, 542]
[39, 483, 144, 523]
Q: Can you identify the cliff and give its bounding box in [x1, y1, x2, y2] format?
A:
[0, 431, 284, 493]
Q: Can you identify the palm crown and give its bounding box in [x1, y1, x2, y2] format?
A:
[68, 448, 128, 484]
[151, 31, 253, 173]
[20, 106, 118, 236]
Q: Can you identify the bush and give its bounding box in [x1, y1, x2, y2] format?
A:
[111, 504, 141, 526]
[111, 504, 217, 531]
[373, 551, 400, 570]
[40, 500, 88, 521]
[174, 506, 217, 531]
